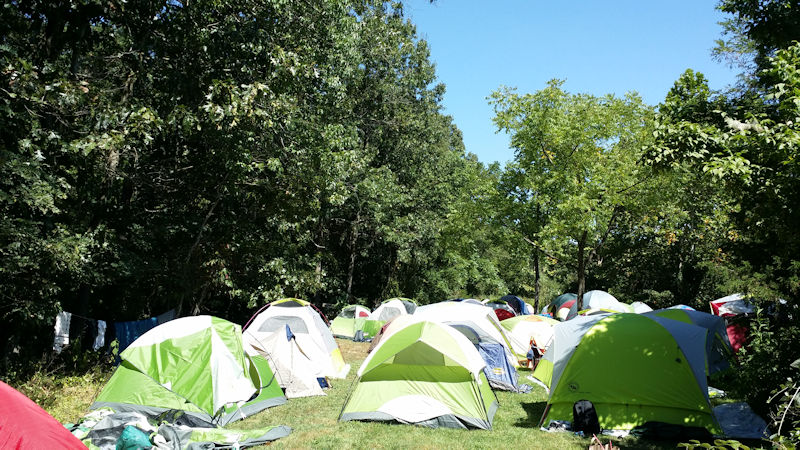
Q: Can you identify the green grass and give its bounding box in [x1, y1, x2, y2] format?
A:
[15, 367, 109, 425]
[27, 339, 700, 449]
[231, 339, 673, 449]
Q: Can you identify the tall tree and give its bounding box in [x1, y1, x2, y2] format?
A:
[646, 4, 800, 428]
[491, 80, 655, 309]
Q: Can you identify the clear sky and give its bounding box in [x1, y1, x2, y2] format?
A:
[404, 1, 741, 165]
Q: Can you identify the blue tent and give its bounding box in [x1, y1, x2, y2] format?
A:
[451, 324, 518, 392]
[500, 295, 530, 315]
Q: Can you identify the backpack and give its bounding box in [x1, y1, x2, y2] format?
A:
[573, 399, 601, 434]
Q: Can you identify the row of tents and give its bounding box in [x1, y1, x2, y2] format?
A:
[330, 291, 754, 435]
[4, 298, 352, 448]
[4, 291, 755, 447]
[331, 296, 543, 342]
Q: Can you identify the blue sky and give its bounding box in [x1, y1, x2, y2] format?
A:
[404, 1, 741, 164]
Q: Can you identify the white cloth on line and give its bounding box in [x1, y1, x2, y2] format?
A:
[93, 320, 107, 351]
[53, 311, 72, 353]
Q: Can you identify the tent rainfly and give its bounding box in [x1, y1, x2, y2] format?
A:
[1, 380, 86, 449]
[244, 298, 350, 379]
[534, 313, 721, 434]
[92, 316, 286, 427]
[414, 301, 525, 391]
[340, 319, 498, 429]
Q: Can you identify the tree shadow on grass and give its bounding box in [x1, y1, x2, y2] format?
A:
[514, 401, 547, 428]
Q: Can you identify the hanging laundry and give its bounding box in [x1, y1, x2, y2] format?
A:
[53, 312, 72, 353]
[155, 309, 176, 325]
[114, 317, 158, 355]
[93, 320, 107, 351]
[113, 309, 176, 361]
[69, 315, 95, 351]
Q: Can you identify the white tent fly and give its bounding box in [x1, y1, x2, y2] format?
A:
[244, 298, 350, 380]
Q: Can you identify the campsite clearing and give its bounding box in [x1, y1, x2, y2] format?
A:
[37, 338, 699, 449]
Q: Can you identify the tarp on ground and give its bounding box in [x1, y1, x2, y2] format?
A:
[70, 409, 290, 449]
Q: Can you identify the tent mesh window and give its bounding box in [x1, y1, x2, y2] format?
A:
[258, 316, 309, 334]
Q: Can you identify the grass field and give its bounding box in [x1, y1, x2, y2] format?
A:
[36, 339, 702, 449]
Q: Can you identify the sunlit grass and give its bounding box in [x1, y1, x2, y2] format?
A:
[234, 339, 675, 449]
[31, 338, 686, 449]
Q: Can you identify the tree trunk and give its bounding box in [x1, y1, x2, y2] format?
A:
[346, 213, 360, 302]
[315, 221, 326, 286]
[577, 230, 587, 310]
[533, 249, 541, 313]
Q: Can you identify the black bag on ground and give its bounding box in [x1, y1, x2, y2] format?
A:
[573, 400, 601, 434]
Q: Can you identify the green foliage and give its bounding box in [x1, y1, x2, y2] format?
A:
[0, 0, 515, 374]
[645, 3, 800, 440]
[678, 439, 751, 449]
[490, 80, 656, 307]
[766, 360, 800, 447]
[718, 0, 800, 70]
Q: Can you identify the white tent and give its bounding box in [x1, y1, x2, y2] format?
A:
[370, 298, 416, 322]
[583, 290, 632, 313]
[499, 314, 558, 352]
[414, 302, 527, 366]
[244, 325, 325, 398]
[630, 301, 653, 313]
[244, 298, 350, 379]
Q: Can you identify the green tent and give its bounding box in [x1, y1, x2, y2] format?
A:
[340, 319, 497, 430]
[92, 315, 286, 426]
[330, 304, 370, 339]
[535, 313, 721, 434]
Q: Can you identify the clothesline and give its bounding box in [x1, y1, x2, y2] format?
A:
[52, 309, 176, 357]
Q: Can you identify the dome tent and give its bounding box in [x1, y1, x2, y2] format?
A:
[645, 308, 733, 375]
[500, 314, 559, 354]
[534, 313, 721, 434]
[485, 301, 516, 321]
[246, 324, 327, 398]
[500, 295, 530, 315]
[244, 298, 350, 379]
[91, 316, 286, 427]
[362, 297, 417, 339]
[710, 293, 755, 353]
[414, 301, 526, 391]
[582, 290, 632, 313]
[330, 304, 371, 340]
[340, 318, 497, 430]
[549, 293, 577, 321]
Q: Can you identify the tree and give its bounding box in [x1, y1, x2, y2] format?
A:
[490, 80, 655, 309]
[646, 34, 800, 438]
[0, 0, 483, 373]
